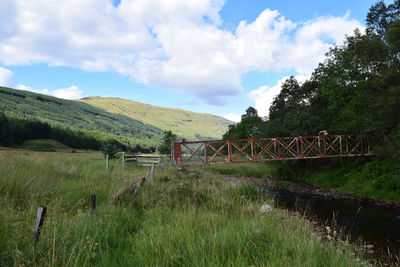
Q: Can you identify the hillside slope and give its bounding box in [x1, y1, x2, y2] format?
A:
[79, 97, 233, 139]
[0, 86, 163, 146]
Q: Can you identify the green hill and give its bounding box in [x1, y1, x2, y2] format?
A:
[0, 86, 164, 147]
[79, 97, 233, 140]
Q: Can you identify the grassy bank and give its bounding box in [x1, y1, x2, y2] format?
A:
[20, 139, 73, 152]
[277, 158, 400, 203]
[200, 162, 274, 179]
[204, 158, 400, 204]
[0, 150, 366, 266]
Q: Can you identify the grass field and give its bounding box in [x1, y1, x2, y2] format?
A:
[0, 150, 368, 266]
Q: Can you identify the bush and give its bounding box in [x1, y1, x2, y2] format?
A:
[100, 141, 120, 158]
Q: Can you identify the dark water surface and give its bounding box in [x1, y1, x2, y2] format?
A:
[265, 187, 400, 262]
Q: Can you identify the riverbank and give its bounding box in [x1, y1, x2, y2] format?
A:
[202, 159, 400, 207]
[276, 158, 400, 204]
[203, 171, 400, 265]
[0, 150, 367, 266]
[224, 174, 400, 212]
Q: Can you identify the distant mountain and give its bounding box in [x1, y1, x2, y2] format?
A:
[0, 86, 164, 146]
[79, 97, 233, 140]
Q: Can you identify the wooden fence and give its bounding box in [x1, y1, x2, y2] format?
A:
[121, 153, 161, 167]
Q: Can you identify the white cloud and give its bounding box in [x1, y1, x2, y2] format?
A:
[0, 1, 362, 104]
[0, 67, 13, 87]
[276, 14, 361, 74]
[51, 86, 83, 100]
[16, 84, 50, 95]
[0, 66, 84, 99]
[223, 113, 241, 123]
[247, 75, 309, 117]
[18, 84, 84, 100]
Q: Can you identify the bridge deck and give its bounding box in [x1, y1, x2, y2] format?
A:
[171, 134, 372, 166]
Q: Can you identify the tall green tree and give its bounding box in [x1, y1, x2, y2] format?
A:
[367, 0, 400, 40]
[224, 107, 265, 139]
[266, 77, 316, 136]
[159, 130, 177, 154]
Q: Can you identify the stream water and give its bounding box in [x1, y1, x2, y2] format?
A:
[264, 187, 400, 262]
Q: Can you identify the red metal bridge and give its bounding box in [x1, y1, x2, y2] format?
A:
[171, 134, 373, 166]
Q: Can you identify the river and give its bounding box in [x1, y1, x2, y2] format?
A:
[264, 187, 400, 263]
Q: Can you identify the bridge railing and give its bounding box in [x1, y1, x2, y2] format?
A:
[171, 134, 373, 166]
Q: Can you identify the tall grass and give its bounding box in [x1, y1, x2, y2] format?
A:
[0, 150, 366, 266]
[201, 162, 274, 179]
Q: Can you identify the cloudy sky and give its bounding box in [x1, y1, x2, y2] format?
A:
[0, 0, 380, 122]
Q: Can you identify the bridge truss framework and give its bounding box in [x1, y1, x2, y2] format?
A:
[171, 134, 372, 166]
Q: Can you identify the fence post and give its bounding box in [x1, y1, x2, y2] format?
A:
[90, 194, 96, 214]
[121, 152, 125, 167]
[149, 164, 155, 180]
[33, 206, 47, 244]
[106, 154, 109, 170]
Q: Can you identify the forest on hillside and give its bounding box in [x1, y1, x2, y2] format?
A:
[225, 0, 400, 157]
[0, 86, 164, 152]
[0, 112, 158, 153]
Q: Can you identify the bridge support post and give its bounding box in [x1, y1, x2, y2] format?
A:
[228, 140, 232, 162]
[251, 139, 255, 161]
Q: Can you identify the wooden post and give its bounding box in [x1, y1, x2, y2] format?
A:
[33, 206, 47, 244]
[149, 164, 155, 180]
[112, 177, 146, 204]
[90, 194, 96, 214]
[121, 152, 125, 167]
[106, 154, 109, 170]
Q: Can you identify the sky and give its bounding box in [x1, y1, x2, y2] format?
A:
[0, 0, 382, 122]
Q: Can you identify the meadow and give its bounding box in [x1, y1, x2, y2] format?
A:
[0, 150, 367, 266]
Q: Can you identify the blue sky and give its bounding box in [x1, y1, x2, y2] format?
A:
[0, 0, 382, 122]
